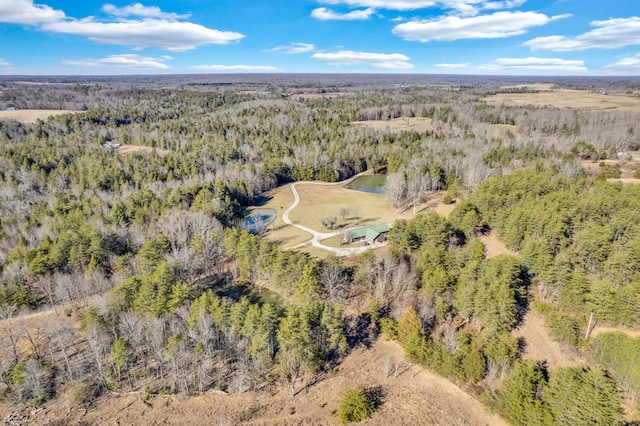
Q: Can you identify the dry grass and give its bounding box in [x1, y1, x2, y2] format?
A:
[477, 231, 518, 259]
[17, 338, 505, 426]
[251, 183, 450, 254]
[0, 109, 79, 124]
[499, 83, 555, 91]
[290, 92, 356, 100]
[581, 159, 640, 183]
[485, 89, 640, 112]
[352, 117, 433, 133]
[249, 184, 312, 249]
[116, 144, 171, 156]
[513, 309, 588, 369]
[288, 184, 422, 231]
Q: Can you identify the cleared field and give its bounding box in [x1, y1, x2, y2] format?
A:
[353, 116, 433, 133]
[116, 144, 171, 156]
[485, 89, 640, 112]
[290, 92, 356, 100]
[288, 183, 428, 232]
[248, 184, 312, 249]
[250, 181, 448, 253]
[0, 109, 79, 123]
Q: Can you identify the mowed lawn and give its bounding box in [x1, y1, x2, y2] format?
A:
[249, 180, 448, 253]
[289, 183, 428, 232]
[247, 184, 312, 249]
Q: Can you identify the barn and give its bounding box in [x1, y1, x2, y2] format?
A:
[345, 223, 390, 244]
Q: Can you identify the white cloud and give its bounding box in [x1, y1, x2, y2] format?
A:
[268, 43, 316, 54]
[602, 53, 640, 74]
[0, 1, 243, 52]
[435, 62, 471, 68]
[311, 7, 375, 20]
[524, 17, 640, 51]
[190, 65, 278, 72]
[0, 58, 10, 67]
[42, 19, 245, 52]
[393, 11, 570, 42]
[312, 50, 413, 69]
[63, 54, 172, 69]
[0, 0, 65, 25]
[319, 0, 526, 15]
[479, 57, 588, 72]
[101, 3, 189, 20]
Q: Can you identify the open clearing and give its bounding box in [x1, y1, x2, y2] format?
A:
[477, 231, 518, 259]
[116, 144, 171, 156]
[581, 158, 640, 182]
[513, 308, 588, 369]
[289, 184, 431, 232]
[353, 117, 433, 133]
[290, 92, 356, 100]
[249, 184, 312, 249]
[0, 109, 79, 124]
[476, 230, 586, 369]
[252, 179, 448, 253]
[10, 338, 504, 426]
[485, 89, 640, 112]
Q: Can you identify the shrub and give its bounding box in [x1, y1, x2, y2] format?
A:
[634, 169, 640, 179]
[338, 386, 374, 423]
[366, 299, 381, 327]
[321, 216, 338, 230]
[65, 382, 94, 407]
[442, 193, 454, 205]
[547, 310, 580, 347]
[379, 317, 398, 340]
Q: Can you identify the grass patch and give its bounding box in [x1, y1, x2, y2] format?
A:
[485, 90, 640, 112]
[248, 184, 311, 248]
[352, 117, 433, 133]
[289, 184, 416, 232]
[0, 109, 80, 124]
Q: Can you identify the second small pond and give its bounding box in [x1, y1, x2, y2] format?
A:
[344, 175, 387, 194]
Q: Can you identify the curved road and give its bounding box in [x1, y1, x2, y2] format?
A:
[281, 172, 388, 256]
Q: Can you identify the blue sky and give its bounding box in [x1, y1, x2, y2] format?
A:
[0, 0, 639, 75]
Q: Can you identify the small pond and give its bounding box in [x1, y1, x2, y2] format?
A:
[345, 175, 387, 194]
[242, 208, 276, 233]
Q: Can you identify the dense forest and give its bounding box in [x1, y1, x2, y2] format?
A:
[1, 74, 639, 424]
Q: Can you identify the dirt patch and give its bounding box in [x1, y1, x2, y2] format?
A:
[485, 90, 640, 112]
[0, 109, 79, 124]
[353, 117, 433, 133]
[116, 144, 171, 156]
[10, 338, 504, 426]
[477, 232, 518, 259]
[513, 309, 588, 369]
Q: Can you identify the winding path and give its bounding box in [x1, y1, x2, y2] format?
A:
[281, 172, 388, 256]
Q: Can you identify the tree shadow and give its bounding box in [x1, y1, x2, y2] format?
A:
[346, 312, 375, 349]
[250, 195, 273, 207]
[365, 385, 385, 411]
[514, 265, 532, 328]
[517, 336, 527, 357]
